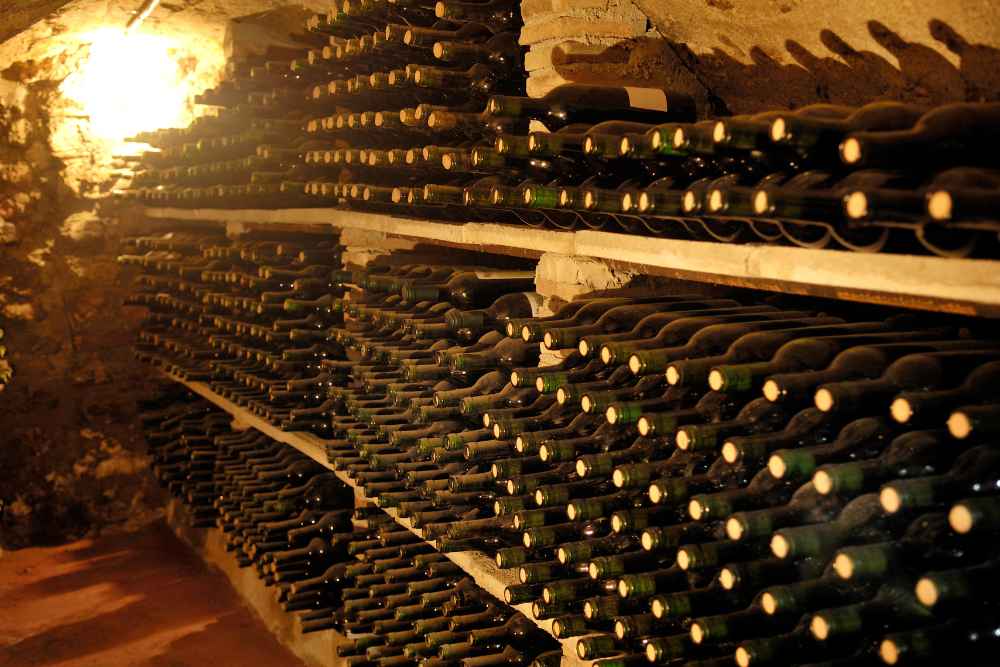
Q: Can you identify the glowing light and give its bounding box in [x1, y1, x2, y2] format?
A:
[61, 28, 191, 144]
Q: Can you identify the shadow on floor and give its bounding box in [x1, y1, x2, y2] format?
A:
[0, 521, 302, 667]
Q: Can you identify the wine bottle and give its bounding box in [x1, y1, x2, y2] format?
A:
[878, 445, 1000, 515]
[769, 101, 929, 161]
[890, 360, 1000, 425]
[807, 582, 931, 642]
[486, 84, 697, 131]
[769, 494, 911, 561]
[814, 350, 1000, 414]
[761, 338, 999, 405]
[839, 102, 1000, 168]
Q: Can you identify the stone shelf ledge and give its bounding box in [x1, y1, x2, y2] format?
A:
[165, 499, 345, 667]
[164, 372, 590, 667]
[143, 207, 1000, 317]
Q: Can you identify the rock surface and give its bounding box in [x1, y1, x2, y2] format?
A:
[525, 0, 1000, 113]
[0, 1, 322, 547]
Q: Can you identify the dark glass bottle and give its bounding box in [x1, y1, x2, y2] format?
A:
[813, 350, 1000, 415]
[839, 102, 1000, 168]
[486, 84, 697, 131]
[761, 339, 999, 406]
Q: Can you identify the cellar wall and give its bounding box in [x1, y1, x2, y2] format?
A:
[524, 0, 1000, 113]
[0, 68, 163, 548]
[0, 0, 325, 547]
[1, 0, 1000, 547]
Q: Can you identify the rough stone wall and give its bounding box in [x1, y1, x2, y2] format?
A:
[0, 67, 161, 547]
[0, 0, 324, 548]
[0, 1, 75, 45]
[522, 0, 1000, 114]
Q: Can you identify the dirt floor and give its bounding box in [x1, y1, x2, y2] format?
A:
[0, 521, 305, 667]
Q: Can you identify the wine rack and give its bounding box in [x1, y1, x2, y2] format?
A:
[121, 3, 1000, 665]
[129, 223, 1000, 667]
[122, 4, 1000, 264]
[159, 369, 591, 665]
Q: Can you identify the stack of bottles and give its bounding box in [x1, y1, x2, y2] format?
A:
[141, 383, 562, 667]
[126, 231, 1000, 665]
[141, 386, 357, 619]
[118, 5, 1000, 258]
[123, 231, 549, 543]
[123, 0, 533, 210]
[331, 582, 561, 667]
[121, 228, 349, 435]
[466, 299, 1000, 667]
[468, 100, 1000, 257]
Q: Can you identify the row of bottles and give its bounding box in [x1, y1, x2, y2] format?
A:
[339, 102, 1000, 258]
[118, 10, 1000, 259]
[141, 381, 562, 666]
[120, 0, 533, 210]
[125, 230, 1000, 665]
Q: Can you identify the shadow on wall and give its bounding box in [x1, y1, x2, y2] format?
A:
[550, 19, 1000, 114]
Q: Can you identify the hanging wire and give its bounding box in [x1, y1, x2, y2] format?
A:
[126, 0, 162, 32]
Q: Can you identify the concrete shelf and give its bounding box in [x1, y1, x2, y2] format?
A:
[143, 206, 1000, 317]
[165, 372, 591, 666]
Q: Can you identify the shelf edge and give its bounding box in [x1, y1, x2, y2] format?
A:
[141, 207, 1000, 316]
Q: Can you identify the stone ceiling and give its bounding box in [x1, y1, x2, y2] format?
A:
[0, 1, 325, 196]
